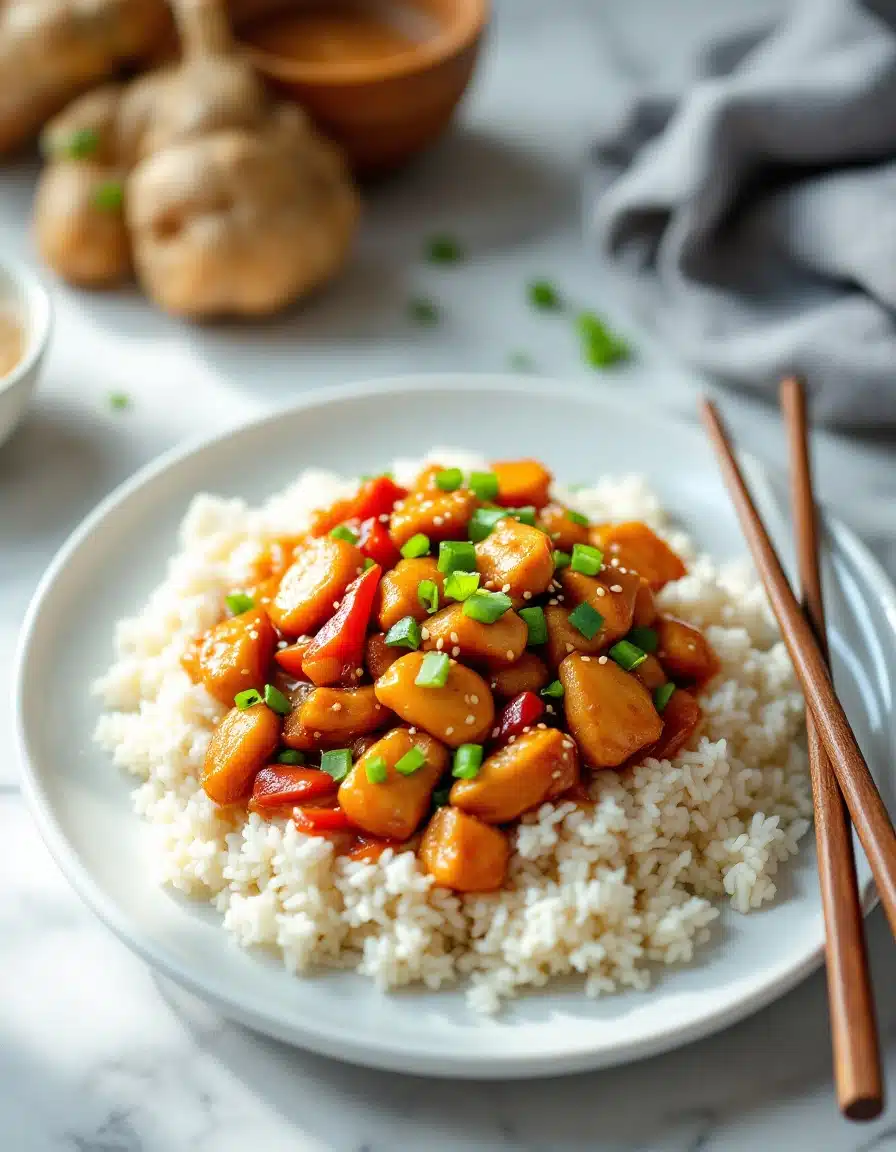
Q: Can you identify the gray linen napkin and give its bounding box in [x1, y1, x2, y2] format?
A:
[591, 0, 896, 430]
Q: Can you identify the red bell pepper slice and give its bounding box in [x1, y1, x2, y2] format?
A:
[293, 805, 356, 833]
[301, 563, 382, 686]
[351, 475, 408, 521]
[495, 690, 545, 743]
[344, 835, 408, 863]
[274, 636, 313, 678]
[357, 517, 401, 569]
[249, 766, 338, 812]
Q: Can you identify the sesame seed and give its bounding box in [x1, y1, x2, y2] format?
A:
[452, 646, 461, 657]
[378, 513, 390, 524]
[484, 580, 495, 590]
[523, 591, 532, 600]
[610, 543, 620, 552]
[420, 627, 430, 640]
[465, 714, 475, 724]
[490, 680, 497, 689]
[463, 695, 470, 704]
[355, 667, 364, 676]
[508, 735, 516, 743]
[409, 726, 417, 735]
[596, 587, 606, 597]
[501, 583, 511, 594]
[248, 630, 259, 640]
[331, 703, 342, 712]
[551, 769, 562, 780]
[598, 655, 608, 664]
[277, 639, 288, 649]
[450, 632, 459, 643]
[445, 725, 455, 736]
[566, 643, 574, 653]
[436, 638, 444, 650]
[581, 656, 591, 662]
[549, 598, 558, 606]
[375, 703, 382, 710]
[313, 731, 321, 739]
[240, 668, 250, 676]
[610, 584, 623, 593]
[355, 567, 364, 576]
[491, 727, 500, 738]
[618, 566, 628, 574]
[506, 649, 515, 660]
[610, 557, 620, 567]
[545, 704, 555, 714]
[470, 694, 479, 704]
[332, 601, 340, 610]
[433, 516, 444, 527]
[557, 595, 565, 602]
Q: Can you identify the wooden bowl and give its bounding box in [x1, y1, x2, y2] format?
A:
[235, 0, 489, 175]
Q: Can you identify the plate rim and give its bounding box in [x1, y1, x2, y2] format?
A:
[12, 373, 895, 1078]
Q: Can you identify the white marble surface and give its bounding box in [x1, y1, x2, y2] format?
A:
[3, 1, 896, 1148]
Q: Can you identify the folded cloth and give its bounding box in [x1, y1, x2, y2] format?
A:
[591, 0, 896, 430]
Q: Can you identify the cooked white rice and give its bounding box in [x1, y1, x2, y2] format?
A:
[93, 450, 811, 1014]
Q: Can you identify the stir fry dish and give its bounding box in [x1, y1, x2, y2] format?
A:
[185, 460, 718, 893]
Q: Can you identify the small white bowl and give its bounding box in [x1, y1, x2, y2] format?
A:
[0, 258, 52, 448]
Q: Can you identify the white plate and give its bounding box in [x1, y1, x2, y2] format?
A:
[14, 376, 896, 1078]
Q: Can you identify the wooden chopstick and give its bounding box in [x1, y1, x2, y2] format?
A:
[780, 377, 882, 1121]
[700, 397, 896, 943]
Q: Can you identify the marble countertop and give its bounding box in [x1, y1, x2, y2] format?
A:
[3, 1, 896, 1148]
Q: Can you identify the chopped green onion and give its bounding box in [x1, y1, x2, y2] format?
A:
[225, 592, 255, 616]
[627, 627, 659, 654]
[654, 683, 676, 713]
[276, 749, 305, 765]
[108, 391, 130, 410]
[553, 550, 571, 570]
[431, 786, 452, 808]
[528, 279, 562, 310]
[568, 602, 604, 640]
[541, 680, 564, 699]
[417, 579, 440, 614]
[365, 755, 389, 784]
[469, 471, 499, 501]
[362, 557, 376, 571]
[609, 640, 648, 672]
[234, 688, 262, 710]
[452, 743, 483, 780]
[415, 651, 450, 687]
[408, 296, 439, 326]
[384, 616, 422, 650]
[320, 749, 352, 781]
[443, 570, 480, 602]
[395, 746, 427, 775]
[438, 539, 476, 574]
[435, 467, 463, 491]
[47, 126, 100, 159]
[570, 542, 604, 576]
[463, 589, 512, 624]
[401, 533, 430, 559]
[566, 508, 589, 527]
[425, 234, 464, 264]
[468, 507, 507, 542]
[330, 523, 359, 545]
[577, 310, 631, 368]
[508, 505, 537, 527]
[519, 606, 547, 646]
[264, 683, 292, 715]
[508, 350, 535, 372]
[92, 179, 124, 212]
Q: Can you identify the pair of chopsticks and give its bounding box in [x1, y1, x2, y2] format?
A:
[702, 380, 896, 1123]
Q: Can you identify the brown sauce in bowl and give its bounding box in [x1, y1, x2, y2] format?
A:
[0, 311, 23, 379]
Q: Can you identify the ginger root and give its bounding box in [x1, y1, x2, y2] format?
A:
[33, 0, 359, 317]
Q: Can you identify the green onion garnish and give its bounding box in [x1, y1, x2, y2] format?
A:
[508, 505, 537, 527]
[570, 543, 604, 576]
[435, 467, 463, 491]
[566, 508, 589, 527]
[417, 579, 440, 614]
[553, 550, 571, 570]
[528, 279, 562, 310]
[609, 640, 648, 672]
[432, 786, 452, 808]
[395, 746, 427, 775]
[468, 507, 507, 542]
[276, 749, 304, 765]
[654, 683, 676, 713]
[452, 743, 483, 779]
[519, 606, 547, 646]
[469, 471, 499, 501]
[408, 296, 439, 326]
[568, 602, 603, 640]
[627, 627, 659, 654]
[264, 683, 292, 715]
[443, 570, 480, 601]
[425, 234, 464, 264]
[320, 749, 352, 781]
[415, 651, 450, 687]
[330, 524, 358, 545]
[463, 589, 512, 624]
[225, 592, 255, 616]
[401, 533, 430, 559]
[92, 179, 124, 212]
[577, 310, 631, 368]
[541, 680, 564, 699]
[365, 755, 389, 784]
[234, 688, 262, 710]
[384, 616, 422, 650]
[48, 126, 100, 159]
[108, 391, 130, 410]
[438, 539, 476, 574]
